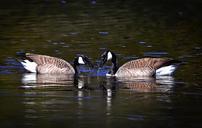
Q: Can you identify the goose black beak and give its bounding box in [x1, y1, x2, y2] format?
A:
[88, 61, 94, 68]
[83, 56, 94, 68]
[99, 55, 107, 67]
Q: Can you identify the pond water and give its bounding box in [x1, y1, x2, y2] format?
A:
[0, 0, 202, 127]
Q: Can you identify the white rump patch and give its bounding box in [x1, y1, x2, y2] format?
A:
[156, 65, 176, 76]
[21, 60, 37, 73]
[78, 57, 85, 64]
[107, 51, 113, 60]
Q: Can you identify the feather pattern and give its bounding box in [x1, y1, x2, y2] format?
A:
[115, 58, 176, 77]
[23, 53, 75, 74]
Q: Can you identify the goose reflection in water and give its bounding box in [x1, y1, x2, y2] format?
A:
[21, 72, 175, 92]
[21, 73, 75, 88]
[117, 76, 175, 93]
[21, 73, 93, 90]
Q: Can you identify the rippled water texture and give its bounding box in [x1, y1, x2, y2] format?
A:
[0, 0, 202, 128]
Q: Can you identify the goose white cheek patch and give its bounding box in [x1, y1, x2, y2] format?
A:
[107, 52, 112, 60]
[78, 57, 85, 64]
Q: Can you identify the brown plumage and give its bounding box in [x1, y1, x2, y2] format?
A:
[116, 58, 173, 77]
[20, 53, 93, 75]
[26, 53, 75, 74]
[99, 50, 179, 77]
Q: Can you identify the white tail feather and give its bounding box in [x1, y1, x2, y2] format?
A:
[156, 65, 177, 76]
[21, 60, 37, 73]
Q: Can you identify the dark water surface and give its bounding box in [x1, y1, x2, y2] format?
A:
[0, 0, 202, 127]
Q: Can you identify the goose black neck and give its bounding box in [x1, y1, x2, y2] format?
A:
[111, 61, 118, 75]
[109, 54, 118, 75]
[73, 58, 80, 76]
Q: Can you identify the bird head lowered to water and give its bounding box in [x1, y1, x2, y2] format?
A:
[99, 50, 116, 67]
[74, 55, 94, 68]
[99, 50, 118, 76]
[98, 50, 181, 77]
[17, 52, 93, 75]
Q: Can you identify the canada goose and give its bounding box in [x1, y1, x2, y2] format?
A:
[99, 50, 180, 77]
[19, 53, 93, 75]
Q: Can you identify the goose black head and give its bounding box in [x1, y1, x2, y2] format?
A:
[99, 50, 116, 67]
[74, 55, 94, 68]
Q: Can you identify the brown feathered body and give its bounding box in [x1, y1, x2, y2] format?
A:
[25, 53, 75, 74]
[115, 58, 174, 77]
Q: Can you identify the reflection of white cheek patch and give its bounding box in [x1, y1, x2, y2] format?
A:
[107, 52, 112, 60]
[78, 57, 85, 64]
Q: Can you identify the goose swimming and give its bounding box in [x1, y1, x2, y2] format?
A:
[99, 50, 180, 77]
[19, 53, 93, 75]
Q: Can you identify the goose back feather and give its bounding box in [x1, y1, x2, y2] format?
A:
[115, 58, 176, 77]
[23, 53, 75, 74]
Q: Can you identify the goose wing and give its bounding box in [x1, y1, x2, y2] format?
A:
[25, 53, 75, 74]
[116, 58, 172, 77]
[120, 58, 171, 69]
